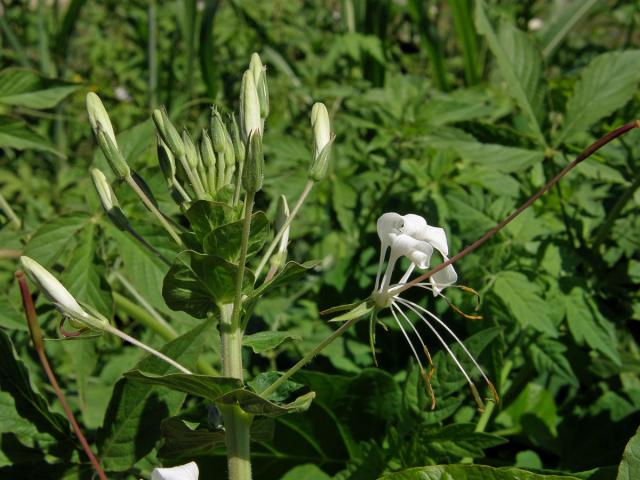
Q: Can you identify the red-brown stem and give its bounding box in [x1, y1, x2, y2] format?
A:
[16, 272, 109, 480]
[395, 120, 640, 295]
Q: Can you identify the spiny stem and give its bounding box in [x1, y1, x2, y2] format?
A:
[125, 174, 184, 246]
[16, 272, 108, 480]
[262, 316, 360, 398]
[395, 120, 640, 296]
[104, 324, 192, 374]
[254, 179, 314, 281]
[231, 190, 255, 331]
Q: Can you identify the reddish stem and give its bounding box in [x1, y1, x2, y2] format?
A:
[16, 271, 109, 480]
[395, 120, 640, 295]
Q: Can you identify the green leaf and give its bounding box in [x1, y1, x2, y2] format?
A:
[493, 271, 558, 337]
[0, 68, 79, 109]
[203, 211, 270, 261]
[378, 465, 581, 480]
[23, 212, 92, 267]
[557, 50, 640, 144]
[163, 251, 254, 318]
[63, 223, 113, 318]
[97, 319, 212, 471]
[248, 372, 303, 403]
[250, 261, 318, 300]
[0, 330, 69, 440]
[328, 302, 373, 323]
[563, 285, 621, 364]
[216, 389, 316, 417]
[0, 294, 28, 331]
[529, 337, 579, 387]
[415, 423, 506, 460]
[495, 383, 558, 437]
[475, 1, 546, 145]
[243, 331, 301, 354]
[540, 0, 600, 58]
[617, 427, 640, 480]
[0, 116, 64, 156]
[185, 200, 238, 243]
[281, 464, 331, 480]
[124, 370, 243, 402]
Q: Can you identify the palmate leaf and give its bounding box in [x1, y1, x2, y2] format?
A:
[0, 68, 79, 109]
[556, 50, 640, 145]
[617, 427, 640, 480]
[0, 117, 64, 156]
[539, 0, 600, 58]
[185, 200, 239, 243]
[203, 211, 270, 261]
[97, 319, 213, 471]
[475, 0, 546, 146]
[378, 465, 581, 480]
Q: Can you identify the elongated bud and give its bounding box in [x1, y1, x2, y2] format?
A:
[153, 107, 185, 160]
[242, 131, 263, 193]
[223, 128, 236, 167]
[249, 52, 269, 119]
[182, 130, 199, 169]
[20, 256, 109, 331]
[199, 130, 216, 168]
[210, 110, 227, 153]
[271, 195, 290, 268]
[157, 137, 176, 181]
[230, 114, 245, 167]
[97, 124, 130, 178]
[308, 102, 334, 181]
[91, 168, 130, 230]
[240, 70, 261, 142]
[86, 92, 116, 145]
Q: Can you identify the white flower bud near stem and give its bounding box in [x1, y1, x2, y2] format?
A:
[308, 102, 334, 181]
[151, 462, 199, 480]
[91, 168, 119, 211]
[20, 256, 89, 321]
[240, 69, 262, 142]
[249, 52, 269, 120]
[86, 92, 116, 146]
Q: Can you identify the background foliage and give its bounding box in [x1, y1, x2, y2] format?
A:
[1, 0, 640, 479]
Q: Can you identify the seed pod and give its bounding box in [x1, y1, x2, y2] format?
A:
[242, 131, 264, 193]
[152, 107, 185, 160]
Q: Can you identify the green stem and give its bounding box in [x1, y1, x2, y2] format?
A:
[231, 190, 255, 331]
[125, 174, 184, 246]
[262, 316, 361, 398]
[0, 192, 21, 229]
[254, 180, 314, 281]
[114, 292, 218, 375]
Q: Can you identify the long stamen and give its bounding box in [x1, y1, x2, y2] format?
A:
[399, 297, 497, 402]
[411, 284, 482, 320]
[391, 302, 436, 409]
[389, 303, 426, 373]
[395, 297, 486, 409]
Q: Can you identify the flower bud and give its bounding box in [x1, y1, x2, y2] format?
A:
[230, 114, 245, 167]
[151, 461, 199, 480]
[157, 137, 176, 181]
[20, 256, 109, 331]
[308, 102, 334, 181]
[242, 131, 263, 193]
[97, 124, 130, 178]
[152, 107, 185, 160]
[182, 130, 199, 170]
[199, 130, 216, 169]
[249, 52, 269, 119]
[240, 70, 261, 142]
[91, 168, 130, 230]
[210, 110, 227, 153]
[86, 92, 116, 145]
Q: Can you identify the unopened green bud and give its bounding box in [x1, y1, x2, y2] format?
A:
[230, 114, 245, 167]
[157, 137, 176, 182]
[210, 110, 227, 153]
[223, 129, 235, 167]
[308, 102, 334, 181]
[249, 52, 269, 119]
[86, 92, 116, 145]
[199, 130, 216, 169]
[97, 124, 130, 178]
[91, 168, 130, 230]
[242, 131, 263, 193]
[153, 107, 185, 160]
[240, 70, 261, 142]
[182, 130, 198, 169]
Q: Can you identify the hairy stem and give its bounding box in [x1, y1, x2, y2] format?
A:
[17, 272, 108, 480]
[254, 179, 314, 281]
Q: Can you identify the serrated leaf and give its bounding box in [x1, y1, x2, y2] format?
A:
[557, 50, 640, 144]
[475, 1, 546, 145]
[124, 370, 243, 402]
[203, 211, 269, 261]
[378, 465, 581, 480]
[216, 389, 316, 417]
[493, 271, 557, 337]
[185, 200, 238, 243]
[529, 337, 578, 387]
[23, 212, 92, 267]
[243, 331, 301, 353]
[163, 250, 254, 318]
[0, 117, 64, 156]
[419, 423, 506, 459]
[97, 319, 212, 471]
[247, 372, 303, 403]
[540, 0, 600, 58]
[0, 294, 28, 331]
[617, 427, 640, 480]
[0, 68, 79, 109]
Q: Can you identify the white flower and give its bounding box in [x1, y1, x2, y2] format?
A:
[151, 461, 199, 480]
[371, 213, 495, 410]
[20, 256, 89, 320]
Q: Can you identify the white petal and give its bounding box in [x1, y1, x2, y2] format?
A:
[20, 256, 88, 319]
[400, 214, 427, 238]
[151, 462, 199, 480]
[390, 234, 433, 269]
[377, 212, 403, 245]
[418, 225, 449, 256]
[430, 262, 457, 295]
